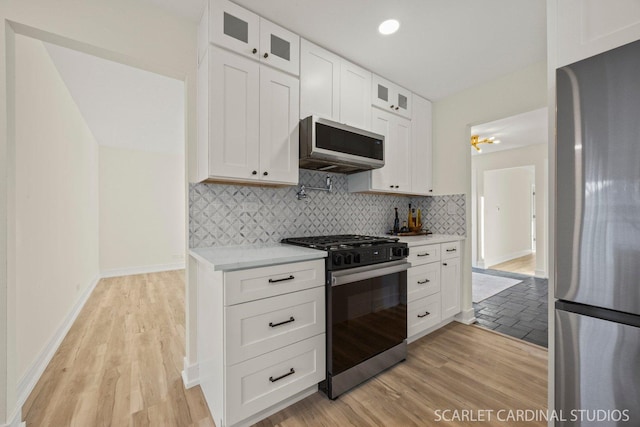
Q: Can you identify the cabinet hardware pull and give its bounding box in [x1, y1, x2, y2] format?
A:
[252, 170, 257, 175]
[443, 263, 448, 266]
[395, 185, 399, 188]
[263, 171, 269, 176]
[269, 316, 295, 328]
[268, 275, 295, 283]
[264, 52, 269, 58]
[389, 185, 394, 188]
[269, 368, 295, 383]
[417, 252, 429, 257]
[417, 311, 430, 318]
[446, 248, 456, 252]
[252, 48, 257, 54]
[390, 105, 395, 109]
[395, 106, 399, 110]
[417, 279, 430, 284]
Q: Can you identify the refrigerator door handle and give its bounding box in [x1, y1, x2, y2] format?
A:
[559, 66, 584, 297]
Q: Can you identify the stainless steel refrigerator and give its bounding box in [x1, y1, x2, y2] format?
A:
[555, 39, 640, 426]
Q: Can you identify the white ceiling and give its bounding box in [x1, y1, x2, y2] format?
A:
[44, 42, 184, 154]
[143, 0, 546, 101]
[470, 107, 548, 156]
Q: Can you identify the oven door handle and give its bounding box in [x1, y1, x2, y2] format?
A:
[331, 261, 410, 287]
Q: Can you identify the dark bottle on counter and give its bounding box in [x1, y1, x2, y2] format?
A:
[393, 208, 400, 233]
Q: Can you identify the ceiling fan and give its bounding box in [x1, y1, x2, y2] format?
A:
[470, 134, 500, 152]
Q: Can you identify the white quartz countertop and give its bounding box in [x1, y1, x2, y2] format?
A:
[396, 234, 465, 247]
[190, 243, 327, 272]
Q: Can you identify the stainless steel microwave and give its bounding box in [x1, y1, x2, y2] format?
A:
[299, 115, 385, 174]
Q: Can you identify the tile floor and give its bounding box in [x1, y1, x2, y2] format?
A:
[472, 268, 549, 347]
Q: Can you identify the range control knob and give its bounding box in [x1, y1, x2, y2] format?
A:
[352, 252, 362, 264]
[344, 253, 353, 265]
[392, 247, 404, 257]
[333, 253, 343, 266]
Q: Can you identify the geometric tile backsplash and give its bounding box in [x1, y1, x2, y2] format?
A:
[190, 169, 465, 248]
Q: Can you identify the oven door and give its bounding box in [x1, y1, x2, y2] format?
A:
[328, 260, 409, 378]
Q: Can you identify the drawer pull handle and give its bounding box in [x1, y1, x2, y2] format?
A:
[268, 275, 295, 283]
[417, 279, 430, 284]
[269, 316, 295, 328]
[417, 311, 431, 318]
[269, 368, 295, 383]
[443, 263, 448, 266]
[417, 252, 430, 257]
[446, 248, 457, 252]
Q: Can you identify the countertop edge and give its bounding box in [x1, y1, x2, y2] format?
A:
[189, 245, 327, 272]
[397, 234, 466, 247]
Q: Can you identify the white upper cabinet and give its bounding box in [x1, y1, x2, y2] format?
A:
[199, 45, 298, 185]
[411, 94, 433, 195]
[350, 108, 411, 194]
[203, 0, 300, 75]
[209, 47, 261, 181]
[339, 60, 372, 130]
[259, 67, 300, 184]
[259, 19, 300, 76]
[299, 39, 340, 121]
[554, 0, 640, 67]
[372, 74, 412, 119]
[299, 39, 372, 130]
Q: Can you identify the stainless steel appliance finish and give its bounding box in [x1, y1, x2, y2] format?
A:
[299, 115, 385, 174]
[281, 235, 409, 400]
[555, 39, 640, 424]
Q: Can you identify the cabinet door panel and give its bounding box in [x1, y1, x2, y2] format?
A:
[259, 18, 300, 76]
[340, 60, 372, 130]
[556, 0, 640, 67]
[211, 0, 260, 58]
[259, 67, 299, 184]
[370, 109, 393, 190]
[300, 39, 340, 120]
[394, 117, 411, 191]
[441, 257, 461, 319]
[411, 94, 433, 195]
[210, 47, 260, 180]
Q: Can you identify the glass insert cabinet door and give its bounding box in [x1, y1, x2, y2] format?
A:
[372, 75, 413, 118]
[211, 0, 300, 76]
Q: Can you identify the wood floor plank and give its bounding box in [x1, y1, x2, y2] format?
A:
[23, 271, 547, 427]
[489, 253, 536, 275]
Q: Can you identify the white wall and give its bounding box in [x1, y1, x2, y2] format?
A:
[0, 1, 196, 423]
[14, 34, 100, 383]
[471, 144, 548, 274]
[432, 60, 547, 323]
[99, 146, 185, 276]
[483, 166, 533, 267]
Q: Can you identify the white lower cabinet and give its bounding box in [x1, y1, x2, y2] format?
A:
[196, 258, 325, 427]
[406, 240, 461, 342]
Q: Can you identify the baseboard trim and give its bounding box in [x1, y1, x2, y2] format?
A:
[455, 307, 477, 325]
[485, 249, 532, 269]
[534, 269, 547, 279]
[181, 357, 199, 389]
[15, 273, 100, 427]
[0, 405, 25, 427]
[100, 262, 185, 278]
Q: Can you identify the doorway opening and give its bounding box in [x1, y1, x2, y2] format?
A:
[469, 108, 549, 347]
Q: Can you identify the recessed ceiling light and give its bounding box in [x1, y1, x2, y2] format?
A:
[378, 19, 400, 35]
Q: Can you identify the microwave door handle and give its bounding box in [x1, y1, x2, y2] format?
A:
[331, 261, 410, 287]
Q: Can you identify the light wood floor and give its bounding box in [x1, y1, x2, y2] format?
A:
[23, 271, 548, 427]
[256, 323, 548, 427]
[489, 253, 536, 276]
[22, 271, 214, 427]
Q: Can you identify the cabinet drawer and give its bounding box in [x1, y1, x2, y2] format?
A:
[408, 294, 442, 337]
[408, 244, 440, 266]
[226, 334, 325, 425]
[224, 259, 324, 305]
[225, 287, 325, 364]
[408, 262, 440, 302]
[441, 241, 460, 260]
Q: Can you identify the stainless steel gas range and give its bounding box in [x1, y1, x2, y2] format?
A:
[281, 235, 410, 399]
